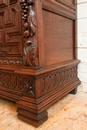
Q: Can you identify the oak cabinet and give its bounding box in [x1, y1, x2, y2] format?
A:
[0, 0, 80, 126]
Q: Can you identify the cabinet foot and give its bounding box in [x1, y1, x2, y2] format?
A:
[17, 110, 48, 127]
[17, 97, 48, 127]
[70, 87, 77, 95]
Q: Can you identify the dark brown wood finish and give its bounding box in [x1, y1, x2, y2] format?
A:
[0, 0, 80, 127]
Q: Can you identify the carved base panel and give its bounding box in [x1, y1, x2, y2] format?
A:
[0, 60, 81, 126]
[17, 80, 80, 127]
[0, 71, 35, 101]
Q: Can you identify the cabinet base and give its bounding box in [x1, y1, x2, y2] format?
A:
[17, 80, 80, 126]
[0, 60, 81, 126]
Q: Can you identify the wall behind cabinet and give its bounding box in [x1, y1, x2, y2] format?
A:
[77, 0, 87, 91]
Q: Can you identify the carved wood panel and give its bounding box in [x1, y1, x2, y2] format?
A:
[0, 0, 22, 65]
[0, 71, 35, 97]
[0, 0, 7, 7]
[40, 66, 78, 95]
[20, 0, 39, 67]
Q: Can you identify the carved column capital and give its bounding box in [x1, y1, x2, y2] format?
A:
[20, 0, 39, 67]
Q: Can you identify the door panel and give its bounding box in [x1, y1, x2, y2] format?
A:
[0, 0, 22, 65]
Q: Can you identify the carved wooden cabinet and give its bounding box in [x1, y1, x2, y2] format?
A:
[0, 0, 80, 126]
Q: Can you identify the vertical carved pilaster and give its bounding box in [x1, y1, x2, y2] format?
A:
[20, 0, 39, 67]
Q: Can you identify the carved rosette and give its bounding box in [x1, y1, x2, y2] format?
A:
[20, 0, 39, 67]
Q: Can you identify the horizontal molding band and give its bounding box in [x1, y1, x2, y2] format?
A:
[42, 0, 76, 20]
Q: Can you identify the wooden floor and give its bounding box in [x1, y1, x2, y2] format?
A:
[0, 85, 87, 130]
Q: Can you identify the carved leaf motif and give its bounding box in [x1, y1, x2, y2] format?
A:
[0, 71, 35, 97]
[41, 67, 78, 95]
[20, 0, 39, 67]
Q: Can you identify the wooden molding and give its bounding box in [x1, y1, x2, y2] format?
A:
[42, 0, 76, 20]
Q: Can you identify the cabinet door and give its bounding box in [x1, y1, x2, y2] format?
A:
[0, 0, 22, 65]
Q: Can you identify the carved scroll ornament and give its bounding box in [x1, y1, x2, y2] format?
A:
[20, 0, 39, 67]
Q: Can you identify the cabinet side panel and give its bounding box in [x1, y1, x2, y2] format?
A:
[42, 10, 75, 66]
[56, 0, 75, 6]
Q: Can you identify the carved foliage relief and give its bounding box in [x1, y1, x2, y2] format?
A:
[0, 71, 35, 97]
[20, 0, 39, 67]
[0, 0, 22, 65]
[0, 66, 78, 97]
[41, 66, 78, 95]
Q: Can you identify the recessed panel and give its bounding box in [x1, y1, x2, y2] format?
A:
[43, 10, 74, 66]
[0, 0, 22, 64]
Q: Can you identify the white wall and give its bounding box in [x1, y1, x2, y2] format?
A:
[77, 0, 87, 91]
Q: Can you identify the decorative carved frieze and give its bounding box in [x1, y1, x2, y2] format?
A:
[41, 66, 78, 95]
[0, 59, 22, 65]
[0, 66, 78, 97]
[0, 71, 35, 97]
[20, 0, 39, 67]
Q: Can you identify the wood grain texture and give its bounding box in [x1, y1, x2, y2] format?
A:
[43, 10, 74, 66]
[56, 0, 75, 9]
[0, 0, 7, 7]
